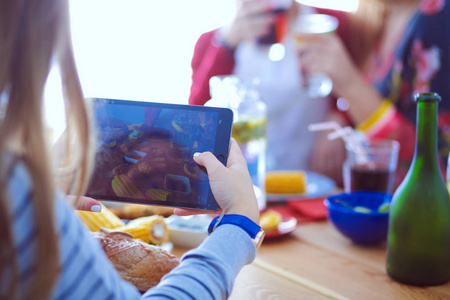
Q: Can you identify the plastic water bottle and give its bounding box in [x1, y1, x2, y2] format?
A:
[208, 75, 267, 210]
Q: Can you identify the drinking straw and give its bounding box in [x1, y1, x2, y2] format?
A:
[307, 121, 342, 132]
[308, 121, 370, 164]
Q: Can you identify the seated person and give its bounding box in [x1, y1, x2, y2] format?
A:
[1, 0, 261, 299]
[189, 0, 347, 186]
[190, 0, 450, 186]
[296, 0, 450, 183]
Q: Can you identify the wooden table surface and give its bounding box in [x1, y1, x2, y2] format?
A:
[172, 220, 450, 300]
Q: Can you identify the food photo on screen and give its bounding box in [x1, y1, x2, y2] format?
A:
[86, 99, 219, 209]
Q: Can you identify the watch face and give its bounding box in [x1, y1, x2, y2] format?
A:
[254, 229, 265, 250]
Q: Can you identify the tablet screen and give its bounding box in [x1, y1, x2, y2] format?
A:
[86, 98, 233, 210]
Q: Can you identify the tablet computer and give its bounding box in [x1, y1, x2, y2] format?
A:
[85, 98, 233, 210]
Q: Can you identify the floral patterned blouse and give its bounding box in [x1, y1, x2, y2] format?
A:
[354, 0, 450, 180]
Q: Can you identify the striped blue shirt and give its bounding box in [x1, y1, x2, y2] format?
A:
[5, 159, 256, 299]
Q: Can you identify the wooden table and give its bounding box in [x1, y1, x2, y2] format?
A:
[172, 220, 450, 299]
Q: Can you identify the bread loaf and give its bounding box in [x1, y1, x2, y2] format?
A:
[91, 228, 179, 291]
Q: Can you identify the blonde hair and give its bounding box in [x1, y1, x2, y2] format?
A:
[0, 0, 93, 299]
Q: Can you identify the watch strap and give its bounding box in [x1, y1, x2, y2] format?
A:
[208, 214, 261, 239]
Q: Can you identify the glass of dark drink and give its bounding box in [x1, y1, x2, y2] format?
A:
[257, 0, 292, 46]
[343, 139, 400, 194]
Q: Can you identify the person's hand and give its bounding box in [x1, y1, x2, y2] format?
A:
[69, 195, 102, 212]
[174, 138, 260, 224]
[295, 32, 362, 98]
[222, 0, 274, 48]
[296, 31, 385, 125]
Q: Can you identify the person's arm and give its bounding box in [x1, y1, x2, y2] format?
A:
[189, 0, 275, 106]
[188, 30, 236, 106]
[147, 139, 260, 299]
[8, 160, 142, 300]
[9, 138, 259, 299]
[143, 225, 255, 299]
[313, 7, 352, 47]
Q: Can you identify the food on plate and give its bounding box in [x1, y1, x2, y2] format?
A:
[259, 210, 282, 232]
[265, 171, 307, 194]
[145, 188, 172, 202]
[76, 205, 170, 245]
[110, 203, 175, 219]
[88, 125, 187, 200]
[116, 215, 170, 245]
[112, 174, 146, 199]
[378, 203, 390, 213]
[91, 228, 179, 291]
[335, 198, 372, 214]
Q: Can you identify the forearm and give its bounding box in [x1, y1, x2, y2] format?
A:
[339, 73, 384, 126]
[144, 225, 256, 300]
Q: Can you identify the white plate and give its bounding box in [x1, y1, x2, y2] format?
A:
[266, 171, 336, 201]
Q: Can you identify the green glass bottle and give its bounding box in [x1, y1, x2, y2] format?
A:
[386, 93, 450, 286]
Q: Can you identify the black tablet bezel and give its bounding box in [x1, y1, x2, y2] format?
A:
[85, 97, 233, 211]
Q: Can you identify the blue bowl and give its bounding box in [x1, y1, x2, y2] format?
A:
[324, 191, 392, 245]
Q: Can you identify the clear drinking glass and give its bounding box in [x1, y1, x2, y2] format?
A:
[292, 14, 339, 98]
[343, 139, 400, 194]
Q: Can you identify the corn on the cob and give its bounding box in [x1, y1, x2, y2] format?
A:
[265, 171, 307, 194]
[145, 188, 171, 202]
[112, 174, 145, 199]
[77, 205, 170, 245]
[259, 210, 282, 232]
[76, 204, 125, 231]
[118, 215, 169, 245]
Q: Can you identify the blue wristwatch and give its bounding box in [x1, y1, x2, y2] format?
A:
[208, 214, 265, 249]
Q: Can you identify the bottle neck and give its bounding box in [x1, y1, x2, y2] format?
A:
[414, 101, 439, 165]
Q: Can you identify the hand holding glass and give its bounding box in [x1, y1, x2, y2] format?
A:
[292, 14, 339, 98]
[258, 0, 292, 46]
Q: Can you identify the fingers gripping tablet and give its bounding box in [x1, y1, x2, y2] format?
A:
[85, 98, 233, 210]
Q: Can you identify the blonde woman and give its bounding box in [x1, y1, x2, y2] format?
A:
[0, 0, 260, 299]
